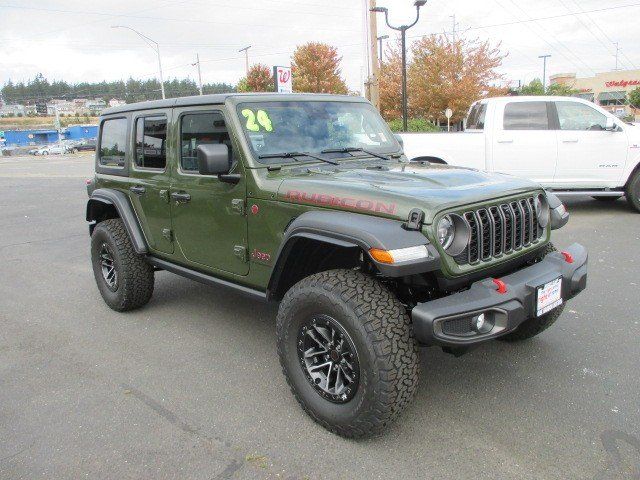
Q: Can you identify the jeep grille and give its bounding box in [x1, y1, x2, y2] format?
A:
[453, 196, 543, 265]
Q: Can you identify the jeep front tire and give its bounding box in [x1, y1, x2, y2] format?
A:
[276, 269, 420, 438]
[90, 218, 154, 311]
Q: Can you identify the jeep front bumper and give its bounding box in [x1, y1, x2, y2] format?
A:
[411, 243, 588, 347]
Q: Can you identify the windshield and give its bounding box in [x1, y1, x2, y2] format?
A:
[236, 101, 399, 164]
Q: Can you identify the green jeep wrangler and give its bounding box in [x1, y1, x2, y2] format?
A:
[86, 93, 588, 438]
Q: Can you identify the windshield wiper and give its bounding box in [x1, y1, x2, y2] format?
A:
[258, 151, 338, 165]
[321, 147, 392, 161]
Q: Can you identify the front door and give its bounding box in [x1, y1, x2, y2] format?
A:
[170, 107, 249, 275]
[490, 101, 558, 184]
[128, 111, 173, 254]
[554, 100, 628, 187]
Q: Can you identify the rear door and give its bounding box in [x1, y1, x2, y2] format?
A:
[489, 101, 558, 184]
[128, 110, 174, 254]
[553, 100, 628, 187]
[169, 106, 249, 275]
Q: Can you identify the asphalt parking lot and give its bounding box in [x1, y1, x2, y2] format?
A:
[1, 153, 639, 479]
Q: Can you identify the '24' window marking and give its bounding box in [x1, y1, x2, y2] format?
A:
[242, 109, 273, 132]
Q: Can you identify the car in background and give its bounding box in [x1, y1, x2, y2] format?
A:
[399, 96, 640, 212]
[34, 144, 75, 155]
[75, 139, 97, 151]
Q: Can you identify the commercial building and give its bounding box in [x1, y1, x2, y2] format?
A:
[550, 69, 640, 119]
[1, 124, 98, 147]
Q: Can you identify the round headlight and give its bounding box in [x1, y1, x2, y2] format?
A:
[534, 194, 550, 228]
[437, 215, 455, 250]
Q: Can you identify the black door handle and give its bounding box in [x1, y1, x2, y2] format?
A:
[130, 185, 146, 195]
[171, 192, 191, 204]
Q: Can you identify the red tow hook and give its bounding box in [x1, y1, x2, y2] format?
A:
[561, 251, 574, 264]
[492, 278, 507, 294]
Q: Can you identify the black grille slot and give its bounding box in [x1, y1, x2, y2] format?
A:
[442, 317, 474, 336]
[453, 195, 542, 265]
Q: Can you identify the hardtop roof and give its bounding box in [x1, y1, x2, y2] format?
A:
[101, 92, 368, 116]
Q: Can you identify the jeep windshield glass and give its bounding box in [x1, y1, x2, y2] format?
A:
[236, 101, 400, 164]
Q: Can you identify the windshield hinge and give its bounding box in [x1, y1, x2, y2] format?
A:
[403, 208, 425, 231]
[231, 199, 245, 215]
[233, 245, 248, 262]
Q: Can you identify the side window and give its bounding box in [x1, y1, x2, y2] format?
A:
[556, 101, 608, 131]
[99, 118, 128, 167]
[503, 102, 549, 130]
[467, 103, 487, 130]
[180, 112, 231, 172]
[134, 116, 167, 169]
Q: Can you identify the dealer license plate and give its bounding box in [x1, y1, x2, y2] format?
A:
[536, 277, 563, 316]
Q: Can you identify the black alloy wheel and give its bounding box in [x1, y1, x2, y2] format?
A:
[297, 314, 360, 403]
[99, 243, 118, 291]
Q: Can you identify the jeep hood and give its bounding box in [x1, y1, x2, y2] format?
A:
[276, 162, 541, 224]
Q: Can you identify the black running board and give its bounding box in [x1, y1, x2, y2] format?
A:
[146, 257, 267, 301]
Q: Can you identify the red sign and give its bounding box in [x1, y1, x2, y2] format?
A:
[605, 80, 640, 88]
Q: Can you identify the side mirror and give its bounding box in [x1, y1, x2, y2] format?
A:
[605, 117, 617, 131]
[394, 133, 404, 148]
[196, 144, 240, 184]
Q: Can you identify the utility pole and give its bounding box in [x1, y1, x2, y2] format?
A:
[614, 42, 620, 70]
[111, 26, 165, 99]
[371, 1, 427, 132]
[450, 14, 456, 43]
[192, 53, 203, 95]
[239, 46, 251, 75]
[538, 54, 551, 91]
[367, 0, 380, 110]
[377, 35, 389, 65]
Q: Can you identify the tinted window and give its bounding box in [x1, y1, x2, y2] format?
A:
[135, 116, 167, 169]
[503, 102, 549, 130]
[180, 112, 231, 172]
[99, 118, 127, 167]
[556, 101, 608, 130]
[467, 103, 487, 130]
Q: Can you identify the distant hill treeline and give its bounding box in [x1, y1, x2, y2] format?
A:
[1, 73, 236, 105]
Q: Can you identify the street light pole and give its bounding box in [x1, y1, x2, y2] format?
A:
[112, 26, 165, 99]
[538, 54, 551, 92]
[377, 34, 389, 64]
[371, 1, 427, 132]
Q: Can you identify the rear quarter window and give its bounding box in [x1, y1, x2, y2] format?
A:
[466, 103, 487, 130]
[503, 102, 549, 130]
[99, 118, 128, 168]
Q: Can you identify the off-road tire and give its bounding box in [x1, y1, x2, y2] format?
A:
[626, 169, 640, 213]
[90, 218, 154, 311]
[276, 269, 420, 438]
[498, 242, 565, 342]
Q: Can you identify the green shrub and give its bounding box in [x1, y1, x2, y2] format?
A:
[387, 118, 440, 132]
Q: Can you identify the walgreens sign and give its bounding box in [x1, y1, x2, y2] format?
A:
[605, 79, 640, 88]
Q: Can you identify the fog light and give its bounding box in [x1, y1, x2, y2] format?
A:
[472, 313, 494, 334]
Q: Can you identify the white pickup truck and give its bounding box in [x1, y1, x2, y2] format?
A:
[399, 96, 640, 212]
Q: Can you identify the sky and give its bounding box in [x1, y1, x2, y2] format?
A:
[0, 0, 639, 97]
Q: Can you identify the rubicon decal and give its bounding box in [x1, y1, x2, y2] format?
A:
[285, 190, 397, 214]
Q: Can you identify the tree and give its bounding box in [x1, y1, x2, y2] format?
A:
[237, 64, 273, 93]
[519, 78, 578, 96]
[291, 42, 348, 94]
[628, 87, 640, 108]
[379, 41, 403, 121]
[408, 35, 507, 123]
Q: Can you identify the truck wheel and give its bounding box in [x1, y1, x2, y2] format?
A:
[498, 242, 565, 342]
[90, 218, 154, 311]
[626, 170, 640, 213]
[276, 269, 420, 438]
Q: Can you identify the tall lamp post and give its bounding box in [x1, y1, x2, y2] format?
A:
[371, 0, 427, 132]
[112, 26, 165, 99]
[538, 54, 551, 92]
[377, 34, 389, 64]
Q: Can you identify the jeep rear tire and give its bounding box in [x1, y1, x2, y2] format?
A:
[90, 218, 154, 311]
[498, 242, 565, 341]
[626, 169, 640, 213]
[276, 269, 420, 438]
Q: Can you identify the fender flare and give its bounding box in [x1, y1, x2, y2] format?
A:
[267, 210, 440, 298]
[86, 188, 148, 254]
